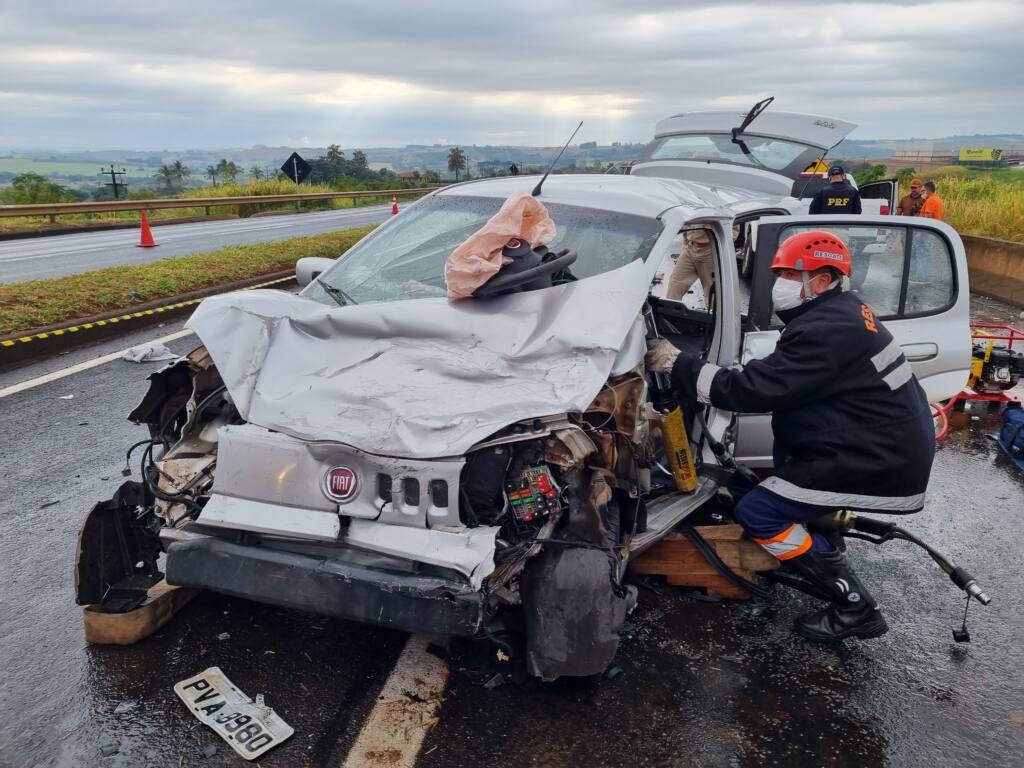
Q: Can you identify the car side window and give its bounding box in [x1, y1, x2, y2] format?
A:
[776, 224, 955, 321]
[905, 229, 955, 314]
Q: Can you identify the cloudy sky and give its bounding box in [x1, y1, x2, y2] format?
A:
[1, 0, 1021, 150]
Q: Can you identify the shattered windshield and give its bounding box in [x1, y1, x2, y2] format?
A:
[640, 133, 821, 178]
[305, 194, 663, 305]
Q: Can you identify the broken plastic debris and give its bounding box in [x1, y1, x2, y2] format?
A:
[216, 632, 230, 641]
[113, 700, 136, 715]
[202, 743, 217, 758]
[496, 649, 510, 663]
[58, 394, 74, 400]
[99, 740, 120, 757]
[483, 673, 505, 690]
[123, 344, 177, 363]
[604, 665, 624, 680]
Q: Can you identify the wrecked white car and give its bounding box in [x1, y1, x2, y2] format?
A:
[76, 157, 974, 679]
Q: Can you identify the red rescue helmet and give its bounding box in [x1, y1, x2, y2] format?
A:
[770, 230, 851, 277]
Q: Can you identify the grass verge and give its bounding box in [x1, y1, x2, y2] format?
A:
[941, 176, 1024, 243]
[0, 226, 374, 336]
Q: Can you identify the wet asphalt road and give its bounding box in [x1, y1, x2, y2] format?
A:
[0, 205, 391, 284]
[0, 300, 1022, 768]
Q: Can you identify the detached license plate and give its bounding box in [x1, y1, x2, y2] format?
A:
[174, 666, 294, 760]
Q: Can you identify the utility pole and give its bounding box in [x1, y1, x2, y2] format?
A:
[100, 165, 127, 199]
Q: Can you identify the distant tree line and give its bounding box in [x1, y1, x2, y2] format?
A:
[0, 172, 85, 204]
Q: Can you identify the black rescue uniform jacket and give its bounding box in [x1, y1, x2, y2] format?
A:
[809, 180, 862, 214]
[670, 288, 934, 512]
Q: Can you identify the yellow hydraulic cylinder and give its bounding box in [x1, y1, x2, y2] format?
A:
[661, 405, 698, 493]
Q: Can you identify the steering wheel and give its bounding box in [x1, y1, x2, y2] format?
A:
[473, 249, 578, 298]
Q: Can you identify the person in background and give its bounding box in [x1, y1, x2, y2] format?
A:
[809, 164, 862, 215]
[666, 229, 715, 307]
[896, 178, 926, 216]
[917, 181, 943, 220]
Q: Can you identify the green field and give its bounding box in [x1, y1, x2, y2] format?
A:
[0, 157, 155, 178]
[970, 168, 1024, 187]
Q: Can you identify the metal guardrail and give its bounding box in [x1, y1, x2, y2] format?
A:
[0, 187, 441, 220]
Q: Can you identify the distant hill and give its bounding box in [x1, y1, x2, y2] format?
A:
[3, 133, 1021, 188]
[7, 143, 642, 179]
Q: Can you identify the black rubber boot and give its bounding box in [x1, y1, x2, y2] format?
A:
[784, 550, 889, 642]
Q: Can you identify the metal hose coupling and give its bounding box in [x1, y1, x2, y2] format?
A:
[950, 567, 992, 605]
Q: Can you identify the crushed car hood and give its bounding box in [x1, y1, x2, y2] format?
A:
[186, 259, 651, 459]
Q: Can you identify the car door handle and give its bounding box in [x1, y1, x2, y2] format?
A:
[901, 343, 938, 362]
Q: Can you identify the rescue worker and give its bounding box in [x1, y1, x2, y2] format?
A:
[666, 229, 715, 307]
[896, 178, 926, 216]
[809, 164, 862, 215]
[646, 231, 935, 642]
[917, 180, 944, 220]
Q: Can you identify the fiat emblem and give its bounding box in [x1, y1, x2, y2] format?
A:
[323, 466, 358, 503]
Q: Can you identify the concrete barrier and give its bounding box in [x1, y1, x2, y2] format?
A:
[962, 234, 1024, 308]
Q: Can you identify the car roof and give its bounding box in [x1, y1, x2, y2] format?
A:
[435, 173, 775, 220]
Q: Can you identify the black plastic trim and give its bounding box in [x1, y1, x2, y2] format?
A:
[165, 537, 486, 636]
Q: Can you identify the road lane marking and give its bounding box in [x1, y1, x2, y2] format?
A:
[341, 635, 448, 768]
[0, 329, 194, 398]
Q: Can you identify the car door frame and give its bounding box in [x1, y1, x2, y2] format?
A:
[858, 178, 899, 215]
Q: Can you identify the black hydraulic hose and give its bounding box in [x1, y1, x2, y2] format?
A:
[695, 412, 760, 489]
[849, 516, 991, 605]
[678, 522, 772, 600]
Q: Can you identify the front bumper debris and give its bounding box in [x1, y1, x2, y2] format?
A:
[162, 530, 486, 636]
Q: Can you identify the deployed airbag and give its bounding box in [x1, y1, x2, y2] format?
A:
[444, 192, 557, 299]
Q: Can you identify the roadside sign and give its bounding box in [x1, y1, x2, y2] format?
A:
[958, 148, 1002, 162]
[280, 152, 312, 185]
[799, 158, 830, 177]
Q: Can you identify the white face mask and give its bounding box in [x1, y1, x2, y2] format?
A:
[772, 276, 807, 311]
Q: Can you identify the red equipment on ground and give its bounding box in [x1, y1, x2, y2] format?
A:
[932, 323, 1024, 440]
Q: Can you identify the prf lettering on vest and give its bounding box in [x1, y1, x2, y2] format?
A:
[861, 304, 878, 333]
[828, 197, 851, 207]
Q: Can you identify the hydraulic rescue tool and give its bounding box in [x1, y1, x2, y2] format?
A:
[643, 304, 699, 493]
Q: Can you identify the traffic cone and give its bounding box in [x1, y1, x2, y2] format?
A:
[137, 210, 158, 248]
[391, 196, 399, 215]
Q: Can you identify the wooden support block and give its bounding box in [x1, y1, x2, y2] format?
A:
[629, 524, 778, 600]
[83, 579, 199, 646]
